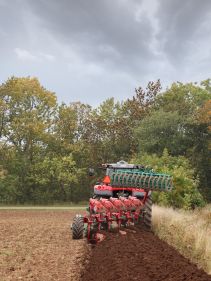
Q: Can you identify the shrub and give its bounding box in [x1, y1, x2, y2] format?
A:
[132, 149, 205, 209]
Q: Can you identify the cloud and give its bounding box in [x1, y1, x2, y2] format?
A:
[14, 48, 38, 61]
[0, 0, 7, 6]
[39, 53, 55, 62]
[155, 0, 211, 64]
[14, 48, 55, 62]
[25, 0, 155, 72]
[1, 0, 211, 105]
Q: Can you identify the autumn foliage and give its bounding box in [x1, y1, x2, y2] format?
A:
[0, 77, 210, 205]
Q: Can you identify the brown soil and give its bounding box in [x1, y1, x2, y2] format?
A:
[81, 227, 211, 281]
[0, 210, 87, 281]
[1, 211, 211, 281]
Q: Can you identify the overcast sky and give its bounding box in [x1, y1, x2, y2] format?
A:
[1, 0, 211, 106]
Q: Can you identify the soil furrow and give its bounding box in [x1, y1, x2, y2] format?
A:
[1, 211, 211, 281]
[81, 227, 211, 281]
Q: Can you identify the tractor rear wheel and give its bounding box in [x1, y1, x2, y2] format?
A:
[143, 195, 152, 229]
[72, 216, 84, 239]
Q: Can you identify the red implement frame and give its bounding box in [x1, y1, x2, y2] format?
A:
[83, 190, 149, 242]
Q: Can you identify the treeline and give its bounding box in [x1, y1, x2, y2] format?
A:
[0, 77, 210, 207]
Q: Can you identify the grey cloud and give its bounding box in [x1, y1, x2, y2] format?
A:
[0, 1, 25, 51]
[156, 0, 211, 63]
[25, 0, 155, 71]
[0, 0, 211, 105]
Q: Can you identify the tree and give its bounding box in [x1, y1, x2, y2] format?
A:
[29, 154, 84, 203]
[125, 79, 162, 120]
[80, 98, 131, 164]
[135, 81, 211, 200]
[135, 110, 190, 156]
[0, 76, 210, 204]
[0, 76, 57, 156]
[192, 99, 211, 200]
[0, 77, 57, 203]
[197, 99, 211, 134]
[155, 81, 211, 116]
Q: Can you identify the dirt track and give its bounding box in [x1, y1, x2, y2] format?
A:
[81, 227, 211, 281]
[1, 211, 211, 281]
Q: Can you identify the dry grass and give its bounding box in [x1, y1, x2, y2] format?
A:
[152, 204, 211, 274]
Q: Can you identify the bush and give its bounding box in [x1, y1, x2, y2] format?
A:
[0, 175, 19, 204]
[132, 149, 205, 209]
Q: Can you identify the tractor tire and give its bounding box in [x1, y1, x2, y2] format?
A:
[72, 216, 84, 239]
[143, 195, 152, 229]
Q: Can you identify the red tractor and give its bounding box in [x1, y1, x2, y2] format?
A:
[71, 160, 173, 243]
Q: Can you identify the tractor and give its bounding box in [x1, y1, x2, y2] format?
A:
[71, 160, 173, 243]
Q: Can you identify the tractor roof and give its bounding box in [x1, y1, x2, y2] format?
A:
[102, 160, 145, 170]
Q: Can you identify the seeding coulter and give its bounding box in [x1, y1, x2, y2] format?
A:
[71, 161, 173, 243]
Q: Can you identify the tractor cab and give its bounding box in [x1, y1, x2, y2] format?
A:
[93, 161, 147, 199]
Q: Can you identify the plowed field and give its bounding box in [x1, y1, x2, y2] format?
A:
[0, 211, 87, 281]
[82, 227, 211, 281]
[1, 211, 211, 281]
